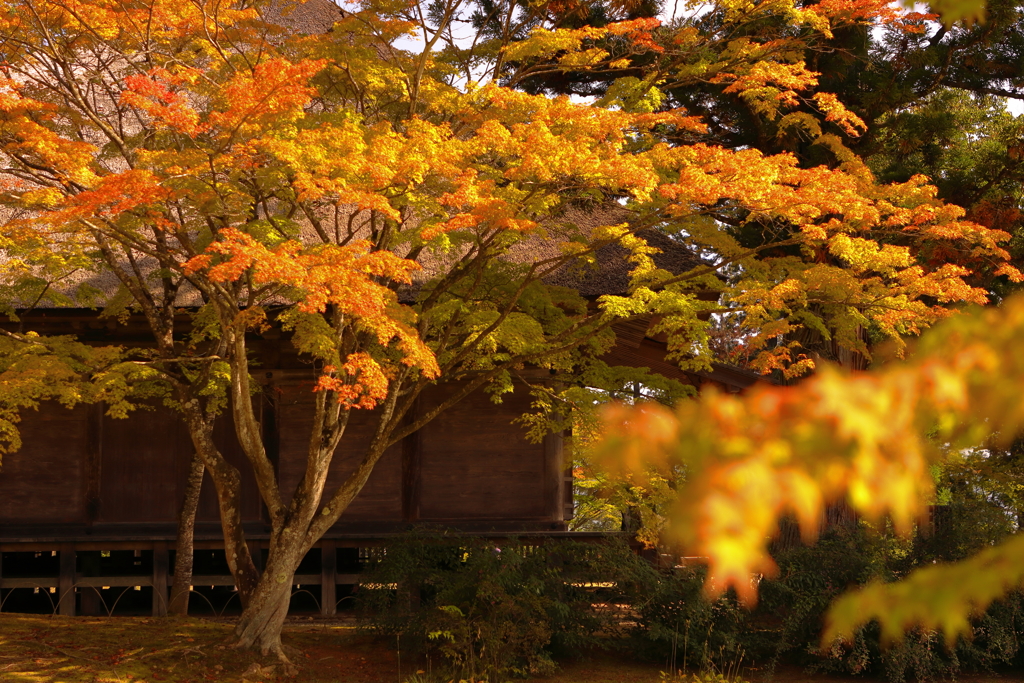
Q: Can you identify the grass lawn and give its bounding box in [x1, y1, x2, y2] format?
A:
[0, 614, 1014, 683]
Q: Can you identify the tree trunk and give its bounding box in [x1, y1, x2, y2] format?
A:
[203, 449, 260, 605]
[233, 536, 306, 671]
[226, 368, 409, 662]
[169, 451, 205, 616]
[178, 395, 260, 606]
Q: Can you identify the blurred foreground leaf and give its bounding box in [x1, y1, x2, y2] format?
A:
[826, 533, 1024, 644]
[596, 292, 1024, 635]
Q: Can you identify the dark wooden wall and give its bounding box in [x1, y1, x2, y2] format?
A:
[0, 401, 265, 532]
[0, 377, 567, 541]
[275, 381, 405, 524]
[0, 310, 757, 543]
[0, 403, 91, 524]
[96, 404, 192, 524]
[416, 382, 550, 521]
[274, 378, 563, 529]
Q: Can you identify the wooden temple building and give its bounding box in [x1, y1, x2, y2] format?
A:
[0, 234, 761, 617]
[0, 2, 766, 618]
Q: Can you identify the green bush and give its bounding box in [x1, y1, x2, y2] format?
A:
[358, 533, 646, 681]
[755, 524, 880, 672]
[360, 532, 761, 681]
[762, 518, 1024, 682]
[620, 561, 747, 673]
[358, 518, 1024, 683]
[660, 672, 749, 683]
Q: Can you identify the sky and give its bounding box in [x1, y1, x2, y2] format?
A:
[388, 1, 1024, 118]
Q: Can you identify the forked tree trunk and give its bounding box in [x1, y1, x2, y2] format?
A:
[222, 365, 486, 667]
[233, 534, 307, 670]
[231, 443, 394, 668]
[169, 452, 205, 616]
[223, 353, 425, 667]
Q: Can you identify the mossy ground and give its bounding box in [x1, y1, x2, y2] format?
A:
[0, 614, 1013, 683]
[0, 614, 397, 682]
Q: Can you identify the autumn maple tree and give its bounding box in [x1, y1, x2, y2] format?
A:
[0, 0, 1017, 667]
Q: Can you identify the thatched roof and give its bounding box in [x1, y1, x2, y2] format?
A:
[266, 0, 346, 34]
[490, 203, 705, 297]
[543, 228, 704, 297]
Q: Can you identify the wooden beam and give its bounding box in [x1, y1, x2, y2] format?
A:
[2, 573, 351, 588]
[320, 541, 337, 616]
[58, 543, 75, 616]
[563, 463, 575, 522]
[58, 577, 151, 588]
[152, 542, 168, 617]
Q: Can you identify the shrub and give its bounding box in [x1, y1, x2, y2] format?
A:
[773, 518, 1024, 682]
[620, 561, 747, 672]
[361, 523, 1024, 683]
[359, 532, 645, 681]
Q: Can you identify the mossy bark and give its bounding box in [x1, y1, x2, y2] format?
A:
[233, 538, 304, 671]
[169, 452, 205, 616]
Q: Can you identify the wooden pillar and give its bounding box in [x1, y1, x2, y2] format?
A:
[401, 400, 422, 523]
[58, 543, 75, 616]
[152, 543, 169, 617]
[543, 430, 564, 523]
[80, 588, 101, 616]
[78, 551, 102, 616]
[320, 541, 337, 616]
[563, 462, 575, 522]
